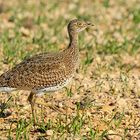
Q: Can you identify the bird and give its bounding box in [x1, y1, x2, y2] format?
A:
[0, 19, 93, 124]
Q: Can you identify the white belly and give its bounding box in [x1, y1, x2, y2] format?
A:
[0, 87, 16, 93]
[33, 77, 73, 95]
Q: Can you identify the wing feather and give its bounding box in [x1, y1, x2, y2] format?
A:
[0, 53, 67, 90]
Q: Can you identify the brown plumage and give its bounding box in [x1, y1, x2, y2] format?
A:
[0, 19, 93, 124]
[0, 52, 75, 90]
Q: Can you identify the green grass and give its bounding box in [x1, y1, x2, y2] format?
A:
[0, 96, 12, 118]
[15, 119, 31, 140]
[132, 9, 140, 24]
[103, 0, 110, 8]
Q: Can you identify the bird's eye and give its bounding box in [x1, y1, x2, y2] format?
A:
[78, 23, 82, 26]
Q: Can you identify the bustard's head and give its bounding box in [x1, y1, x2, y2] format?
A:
[68, 19, 94, 33]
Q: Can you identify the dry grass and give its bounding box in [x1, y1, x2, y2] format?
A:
[0, 0, 140, 139]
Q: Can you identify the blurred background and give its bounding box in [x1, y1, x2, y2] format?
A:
[0, 0, 139, 65]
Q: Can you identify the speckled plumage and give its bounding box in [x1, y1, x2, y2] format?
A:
[0, 51, 77, 93]
[0, 19, 93, 124]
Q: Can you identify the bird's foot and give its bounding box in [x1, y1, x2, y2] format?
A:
[36, 100, 64, 113]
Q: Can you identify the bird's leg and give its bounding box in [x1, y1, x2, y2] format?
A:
[27, 92, 37, 126]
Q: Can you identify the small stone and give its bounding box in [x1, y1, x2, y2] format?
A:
[58, 102, 63, 108]
[107, 130, 122, 140]
[20, 27, 30, 36]
[46, 130, 53, 136]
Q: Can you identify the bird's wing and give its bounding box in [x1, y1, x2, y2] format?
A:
[0, 53, 67, 90]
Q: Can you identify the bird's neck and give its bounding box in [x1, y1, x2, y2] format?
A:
[61, 29, 79, 72]
[68, 31, 78, 48]
[64, 29, 79, 65]
[67, 30, 79, 59]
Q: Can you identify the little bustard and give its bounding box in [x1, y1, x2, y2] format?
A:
[0, 19, 93, 124]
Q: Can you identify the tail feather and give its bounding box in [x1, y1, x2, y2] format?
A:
[0, 72, 14, 93]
